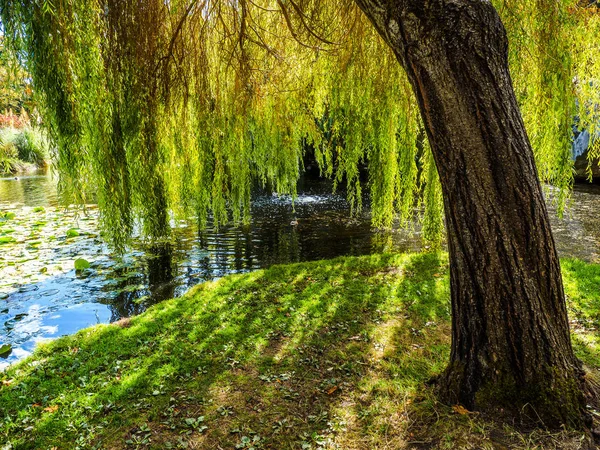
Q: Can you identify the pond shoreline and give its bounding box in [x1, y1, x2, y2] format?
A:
[2, 173, 600, 370]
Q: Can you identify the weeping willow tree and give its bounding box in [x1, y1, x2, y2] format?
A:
[0, 1, 597, 244]
[0, 0, 438, 247]
[2, 0, 600, 429]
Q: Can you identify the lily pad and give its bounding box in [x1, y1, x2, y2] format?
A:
[0, 236, 16, 245]
[40, 289, 60, 297]
[33, 206, 45, 213]
[133, 295, 149, 305]
[0, 343, 12, 357]
[122, 284, 143, 293]
[66, 228, 80, 238]
[18, 285, 39, 293]
[0, 293, 8, 300]
[74, 258, 91, 271]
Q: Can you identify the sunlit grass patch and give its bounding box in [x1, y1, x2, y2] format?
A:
[0, 253, 598, 449]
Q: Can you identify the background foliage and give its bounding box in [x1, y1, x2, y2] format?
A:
[0, 126, 48, 173]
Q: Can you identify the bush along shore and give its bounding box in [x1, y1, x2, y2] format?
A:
[0, 127, 49, 175]
[0, 253, 599, 449]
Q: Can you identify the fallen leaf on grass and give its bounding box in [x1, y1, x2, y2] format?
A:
[327, 386, 338, 395]
[43, 405, 59, 413]
[452, 405, 470, 415]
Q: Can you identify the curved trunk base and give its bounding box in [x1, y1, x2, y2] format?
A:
[438, 361, 591, 428]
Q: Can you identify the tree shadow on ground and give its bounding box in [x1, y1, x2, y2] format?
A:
[1, 253, 599, 449]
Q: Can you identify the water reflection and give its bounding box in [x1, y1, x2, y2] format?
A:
[548, 183, 600, 263]
[0, 172, 58, 207]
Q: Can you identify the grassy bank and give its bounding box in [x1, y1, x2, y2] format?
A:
[1, 253, 599, 449]
[0, 127, 49, 174]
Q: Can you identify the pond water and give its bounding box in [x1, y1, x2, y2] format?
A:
[0, 173, 425, 368]
[0, 173, 599, 369]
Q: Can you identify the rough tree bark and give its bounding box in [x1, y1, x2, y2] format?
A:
[353, 0, 590, 427]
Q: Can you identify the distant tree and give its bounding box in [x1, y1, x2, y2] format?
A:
[0, 36, 33, 118]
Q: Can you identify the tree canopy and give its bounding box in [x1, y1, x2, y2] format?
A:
[0, 0, 598, 247]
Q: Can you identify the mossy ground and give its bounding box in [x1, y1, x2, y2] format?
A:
[1, 253, 599, 449]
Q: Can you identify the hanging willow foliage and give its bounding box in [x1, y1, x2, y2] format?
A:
[0, 0, 598, 248]
[497, 0, 600, 200]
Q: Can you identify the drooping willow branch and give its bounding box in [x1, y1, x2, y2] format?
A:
[0, 0, 596, 249]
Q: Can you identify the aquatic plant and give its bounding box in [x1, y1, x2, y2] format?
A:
[13, 128, 48, 166]
[0, 139, 19, 173]
[0, 126, 48, 172]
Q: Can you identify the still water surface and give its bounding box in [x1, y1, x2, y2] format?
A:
[0, 173, 599, 369]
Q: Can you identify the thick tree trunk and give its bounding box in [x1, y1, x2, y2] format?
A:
[354, 0, 590, 427]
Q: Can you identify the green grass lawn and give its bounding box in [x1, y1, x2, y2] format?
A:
[1, 253, 599, 449]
